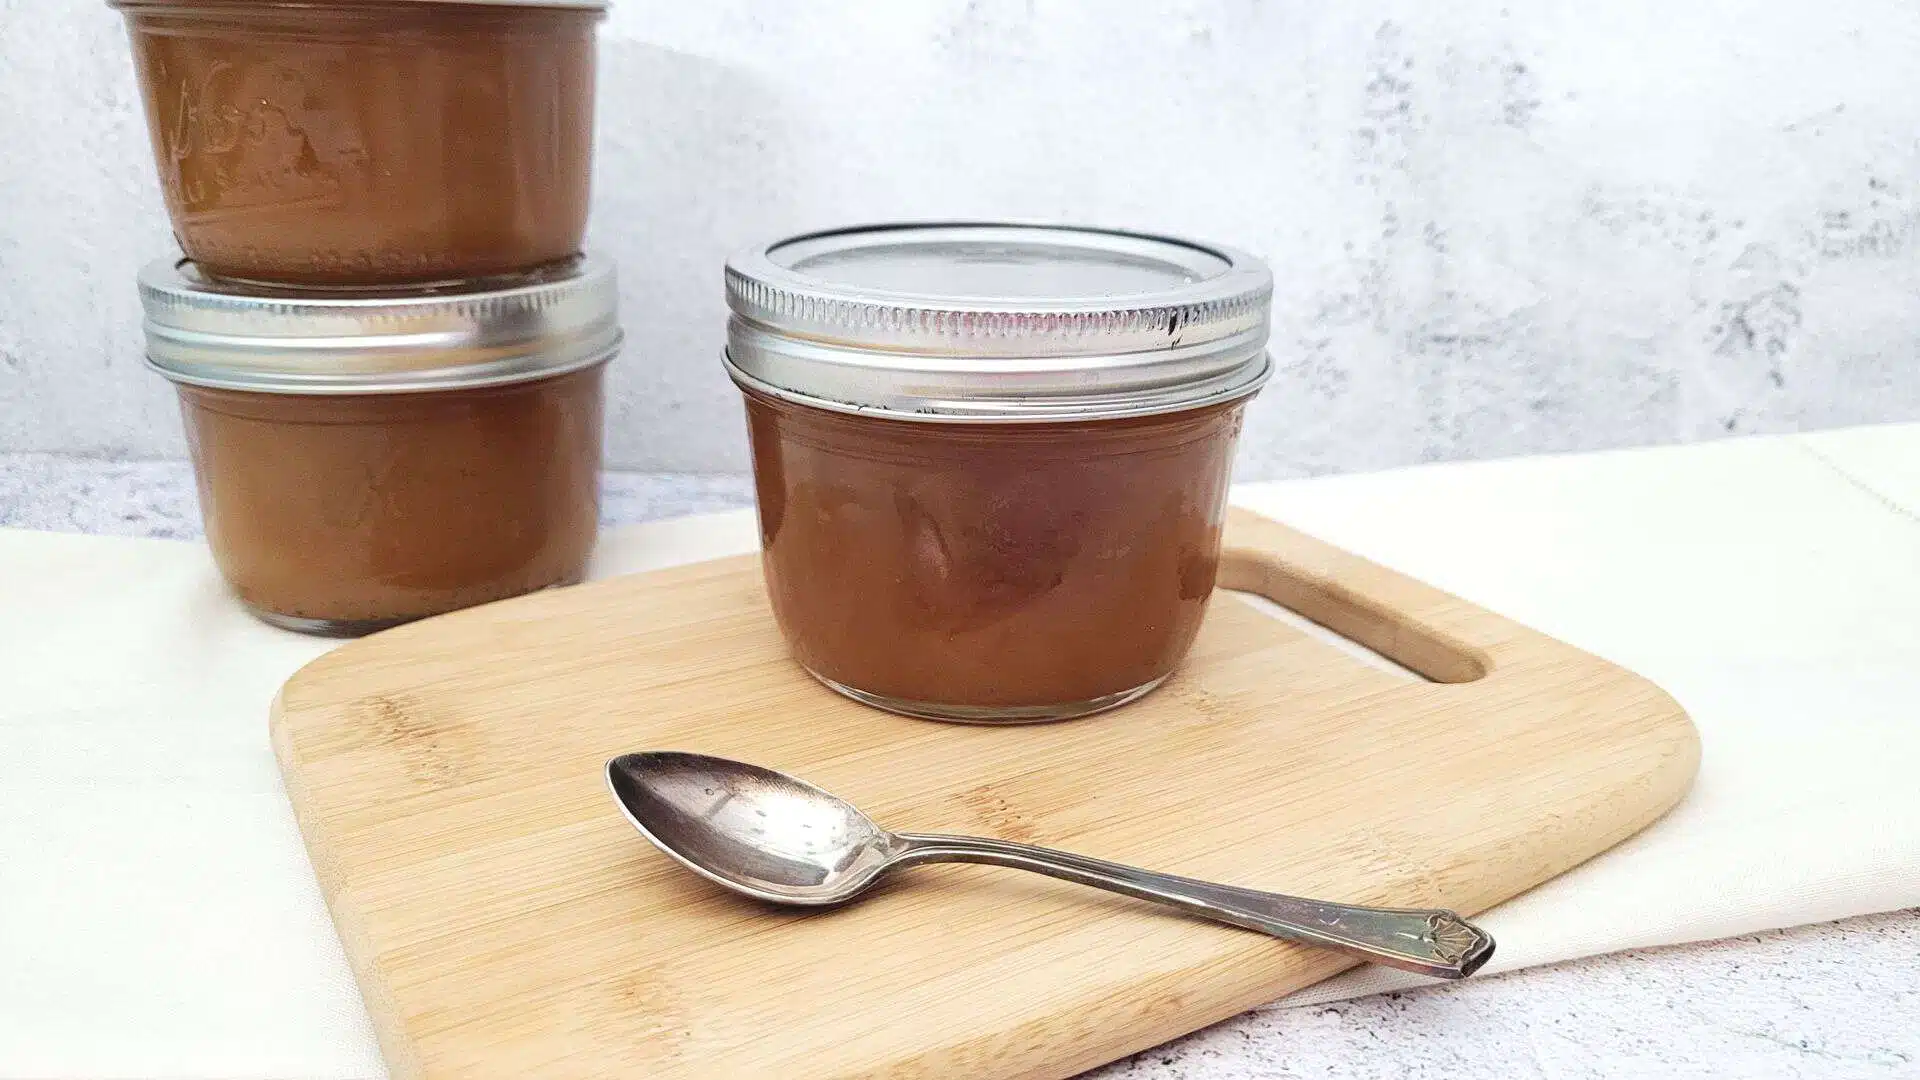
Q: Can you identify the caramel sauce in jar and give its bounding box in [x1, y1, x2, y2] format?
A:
[747, 390, 1245, 720]
[180, 366, 603, 633]
[115, 0, 599, 288]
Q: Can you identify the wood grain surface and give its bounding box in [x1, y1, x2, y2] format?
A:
[271, 508, 1699, 1080]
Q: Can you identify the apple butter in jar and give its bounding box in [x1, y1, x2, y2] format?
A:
[725, 224, 1274, 722]
[138, 255, 621, 634]
[111, 0, 603, 289]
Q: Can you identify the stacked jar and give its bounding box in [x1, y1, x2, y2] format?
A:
[110, 0, 619, 634]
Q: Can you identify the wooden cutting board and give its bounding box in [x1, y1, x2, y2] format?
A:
[271, 508, 1698, 1080]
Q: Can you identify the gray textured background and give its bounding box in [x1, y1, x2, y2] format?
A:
[4, 0, 1919, 475]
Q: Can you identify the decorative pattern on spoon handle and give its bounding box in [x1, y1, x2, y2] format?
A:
[890, 832, 1494, 979]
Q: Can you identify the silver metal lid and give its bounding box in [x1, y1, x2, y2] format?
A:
[724, 222, 1273, 422]
[138, 256, 622, 395]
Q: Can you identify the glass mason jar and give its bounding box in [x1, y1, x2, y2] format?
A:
[725, 224, 1273, 723]
[110, 0, 603, 289]
[137, 256, 621, 634]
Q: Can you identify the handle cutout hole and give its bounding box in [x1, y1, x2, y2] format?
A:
[1216, 545, 1489, 684]
[1225, 590, 1432, 682]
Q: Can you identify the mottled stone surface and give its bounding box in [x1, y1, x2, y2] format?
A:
[6, 1, 1920, 475]
[4, 450, 1917, 1078]
[1097, 912, 1920, 1080]
[0, 454, 203, 539]
[0, 453, 754, 536]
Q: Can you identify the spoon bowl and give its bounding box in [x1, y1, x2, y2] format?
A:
[606, 750, 1494, 979]
[607, 751, 893, 904]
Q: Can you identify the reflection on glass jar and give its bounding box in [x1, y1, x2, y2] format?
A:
[113, 0, 601, 288]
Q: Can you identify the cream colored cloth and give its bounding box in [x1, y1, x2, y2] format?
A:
[2, 427, 1917, 1077]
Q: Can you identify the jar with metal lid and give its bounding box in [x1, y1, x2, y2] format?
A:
[110, 0, 604, 289]
[140, 255, 621, 635]
[725, 223, 1273, 722]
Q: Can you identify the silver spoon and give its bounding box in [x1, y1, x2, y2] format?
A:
[606, 751, 1494, 979]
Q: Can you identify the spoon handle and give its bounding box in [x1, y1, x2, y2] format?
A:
[889, 832, 1492, 979]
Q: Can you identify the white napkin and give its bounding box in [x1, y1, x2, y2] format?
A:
[1238, 429, 1920, 1006]
[2, 428, 1917, 1078]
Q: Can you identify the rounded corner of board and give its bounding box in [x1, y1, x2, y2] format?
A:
[1601, 662, 1703, 804]
[267, 637, 371, 743]
[265, 679, 305, 768]
[1652, 689, 1703, 791]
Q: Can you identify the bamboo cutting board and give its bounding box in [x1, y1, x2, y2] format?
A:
[271, 508, 1698, 1080]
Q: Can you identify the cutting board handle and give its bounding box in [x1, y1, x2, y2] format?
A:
[1221, 508, 1560, 683]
